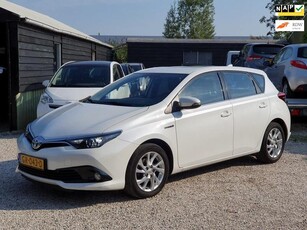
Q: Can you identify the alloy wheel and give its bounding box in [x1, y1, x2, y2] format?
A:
[266, 128, 283, 159]
[135, 151, 165, 192]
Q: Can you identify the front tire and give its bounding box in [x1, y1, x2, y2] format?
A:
[125, 143, 169, 198]
[257, 122, 285, 164]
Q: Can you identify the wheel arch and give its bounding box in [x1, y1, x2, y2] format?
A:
[270, 118, 288, 140]
[142, 139, 174, 174]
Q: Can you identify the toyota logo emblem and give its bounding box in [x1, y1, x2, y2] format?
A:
[31, 136, 44, 150]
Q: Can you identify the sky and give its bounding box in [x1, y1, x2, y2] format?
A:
[7, 0, 271, 37]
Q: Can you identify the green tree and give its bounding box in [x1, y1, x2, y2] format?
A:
[163, 0, 215, 39]
[163, 2, 181, 38]
[259, 0, 305, 40]
[107, 39, 128, 63]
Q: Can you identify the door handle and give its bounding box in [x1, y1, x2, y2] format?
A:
[221, 111, 232, 117]
[259, 102, 267, 108]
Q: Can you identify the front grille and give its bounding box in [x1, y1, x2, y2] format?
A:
[25, 130, 69, 150]
[18, 164, 112, 183]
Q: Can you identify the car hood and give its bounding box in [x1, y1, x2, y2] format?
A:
[46, 87, 102, 102]
[30, 102, 148, 139]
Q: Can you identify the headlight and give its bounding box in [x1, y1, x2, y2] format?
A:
[40, 92, 53, 104]
[67, 130, 122, 149]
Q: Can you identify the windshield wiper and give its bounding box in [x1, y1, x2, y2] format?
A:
[80, 96, 101, 104]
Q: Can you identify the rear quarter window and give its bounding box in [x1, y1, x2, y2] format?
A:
[297, 47, 307, 58]
[252, 74, 265, 93]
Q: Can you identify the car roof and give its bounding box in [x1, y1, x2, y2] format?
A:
[64, 61, 116, 67]
[139, 66, 266, 75]
[245, 43, 284, 47]
[284, 43, 307, 48]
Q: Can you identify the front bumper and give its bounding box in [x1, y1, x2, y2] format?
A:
[16, 134, 137, 191]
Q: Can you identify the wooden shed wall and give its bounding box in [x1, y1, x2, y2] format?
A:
[18, 25, 54, 92]
[18, 24, 113, 92]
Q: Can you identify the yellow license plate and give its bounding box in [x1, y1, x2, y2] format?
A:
[19, 154, 45, 171]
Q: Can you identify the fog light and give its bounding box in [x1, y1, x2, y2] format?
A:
[94, 172, 102, 181]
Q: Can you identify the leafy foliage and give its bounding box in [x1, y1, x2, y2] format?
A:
[107, 39, 128, 63]
[163, 0, 215, 39]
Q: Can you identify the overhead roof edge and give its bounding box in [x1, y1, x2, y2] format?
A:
[0, 0, 113, 49]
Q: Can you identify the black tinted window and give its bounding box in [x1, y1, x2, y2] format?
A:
[180, 72, 224, 105]
[297, 47, 307, 58]
[252, 45, 283, 55]
[223, 72, 257, 99]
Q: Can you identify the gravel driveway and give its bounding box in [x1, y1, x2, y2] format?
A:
[0, 123, 306, 230]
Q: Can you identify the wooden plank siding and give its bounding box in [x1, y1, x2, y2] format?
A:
[17, 24, 113, 92]
[18, 25, 55, 92]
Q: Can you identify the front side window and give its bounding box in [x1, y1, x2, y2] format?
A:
[281, 47, 293, 61]
[90, 73, 187, 107]
[179, 72, 224, 105]
[273, 49, 285, 65]
[223, 72, 257, 99]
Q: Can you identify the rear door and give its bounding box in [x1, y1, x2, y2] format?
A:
[222, 71, 270, 155]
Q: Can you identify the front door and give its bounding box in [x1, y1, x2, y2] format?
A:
[174, 72, 234, 168]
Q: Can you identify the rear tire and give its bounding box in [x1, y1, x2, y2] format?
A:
[124, 143, 169, 198]
[257, 122, 285, 164]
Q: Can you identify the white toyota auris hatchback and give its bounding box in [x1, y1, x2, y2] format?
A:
[17, 66, 291, 198]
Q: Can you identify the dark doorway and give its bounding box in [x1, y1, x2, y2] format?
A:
[0, 23, 9, 131]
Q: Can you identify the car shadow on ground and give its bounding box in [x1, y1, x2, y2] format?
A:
[0, 155, 260, 211]
[0, 159, 131, 211]
[168, 155, 259, 183]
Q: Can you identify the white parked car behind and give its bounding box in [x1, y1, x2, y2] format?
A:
[37, 61, 124, 117]
[17, 66, 291, 198]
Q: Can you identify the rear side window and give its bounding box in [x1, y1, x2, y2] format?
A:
[223, 72, 257, 99]
[297, 47, 307, 58]
[252, 74, 265, 92]
[252, 45, 283, 55]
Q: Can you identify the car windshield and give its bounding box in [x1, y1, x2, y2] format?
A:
[253, 45, 283, 55]
[89, 72, 188, 107]
[50, 64, 110, 87]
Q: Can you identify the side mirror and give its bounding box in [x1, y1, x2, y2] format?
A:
[42, 80, 50, 87]
[173, 96, 201, 111]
